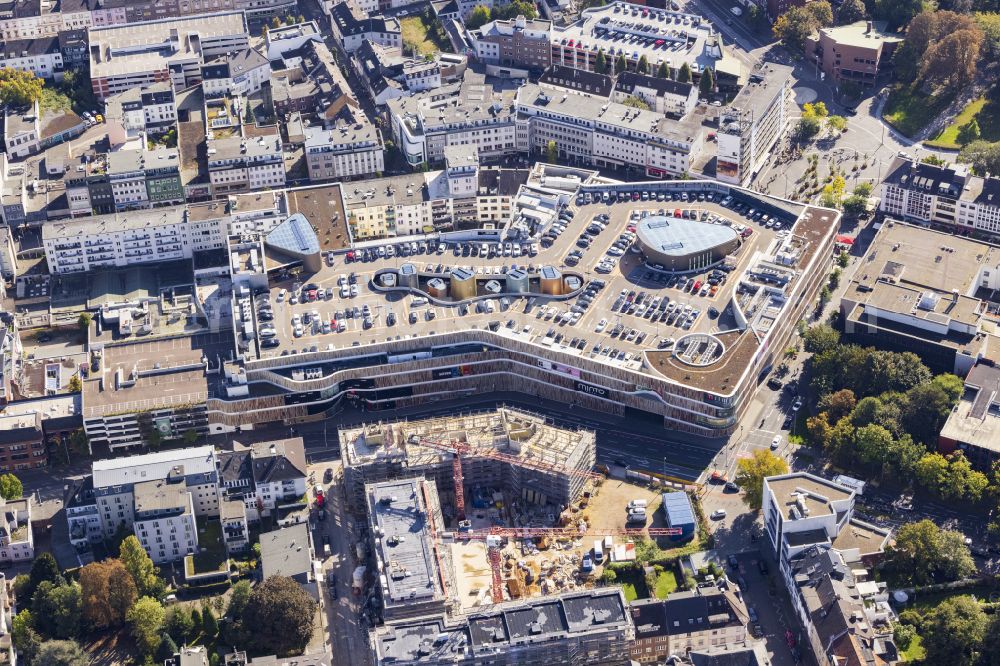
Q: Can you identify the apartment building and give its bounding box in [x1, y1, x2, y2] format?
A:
[3, 99, 86, 158]
[270, 39, 360, 122]
[330, 2, 401, 54]
[514, 83, 704, 178]
[612, 72, 698, 118]
[0, 313, 20, 408]
[351, 41, 460, 107]
[346, 173, 445, 239]
[0, 35, 64, 78]
[88, 12, 249, 100]
[0, 494, 32, 566]
[716, 63, 791, 186]
[0, 0, 94, 41]
[263, 21, 322, 61]
[0, 393, 81, 469]
[132, 476, 199, 564]
[304, 121, 385, 182]
[104, 83, 178, 147]
[805, 21, 901, 89]
[880, 156, 1000, 239]
[939, 362, 1000, 470]
[207, 132, 286, 196]
[387, 71, 518, 167]
[374, 589, 635, 665]
[538, 65, 613, 98]
[42, 204, 227, 273]
[629, 586, 749, 663]
[201, 48, 271, 99]
[0, 412, 48, 472]
[216, 437, 308, 522]
[470, 15, 552, 72]
[840, 220, 1000, 375]
[106, 146, 184, 210]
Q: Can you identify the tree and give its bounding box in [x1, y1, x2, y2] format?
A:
[677, 62, 692, 83]
[854, 182, 873, 197]
[698, 67, 714, 97]
[881, 519, 976, 585]
[919, 29, 984, 90]
[203, 606, 218, 637]
[190, 607, 202, 630]
[0, 473, 22, 500]
[120, 535, 161, 598]
[127, 596, 166, 657]
[156, 633, 179, 663]
[615, 54, 627, 74]
[34, 640, 89, 666]
[773, 6, 823, 49]
[853, 423, 895, 471]
[621, 96, 651, 110]
[959, 140, 1000, 175]
[734, 450, 790, 511]
[164, 606, 195, 645]
[77, 312, 92, 331]
[795, 115, 822, 140]
[803, 324, 840, 354]
[67, 375, 82, 392]
[25, 553, 62, 603]
[921, 596, 988, 666]
[600, 568, 617, 583]
[12, 609, 41, 664]
[467, 4, 491, 28]
[827, 115, 847, 133]
[594, 49, 608, 74]
[32, 581, 82, 640]
[243, 576, 318, 657]
[842, 194, 867, 217]
[837, 0, 866, 24]
[492, 0, 537, 20]
[0, 69, 43, 108]
[227, 580, 252, 619]
[637, 54, 649, 74]
[270, 16, 281, 28]
[902, 374, 963, 442]
[958, 118, 982, 145]
[820, 174, 847, 208]
[656, 61, 670, 79]
[182, 428, 199, 445]
[545, 140, 558, 164]
[818, 389, 856, 422]
[80, 559, 137, 630]
[871, 0, 924, 30]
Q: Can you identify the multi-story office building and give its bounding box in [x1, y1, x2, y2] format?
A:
[515, 83, 704, 178]
[0, 35, 64, 78]
[87, 12, 249, 100]
[840, 221, 1000, 375]
[715, 63, 791, 186]
[42, 204, 227, 273]
[304, 121, 385, 182]
[387, 71, 517, 167]
[470, 15, 551, 73]
[330, 2, 401, 54]
[612, 72, 698, 118]
[207, 132, 286, 196]
[805, 21, 901, 89]
[879, 156, 1000, 239]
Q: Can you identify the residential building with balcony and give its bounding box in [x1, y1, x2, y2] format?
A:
[132, 474, 199, 564]
[216, 437, 307, 523]
[612, 72, 697, 118]
[304, 120, 384, 182]
[106, 146, 184, 210]
[201, 48, 271, 99]
[208, 132, 286, 196]
[0, 393, 81, 469]
[0, 495, 32, 566]
[104, 83, 178, 148]
[0, 412, 47, 472]
[805, 21, 901, 89]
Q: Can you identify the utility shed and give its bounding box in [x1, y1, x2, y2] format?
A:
[661, 491, 695, 542]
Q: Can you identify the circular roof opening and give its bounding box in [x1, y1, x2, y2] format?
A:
[672, 333, 726, 367]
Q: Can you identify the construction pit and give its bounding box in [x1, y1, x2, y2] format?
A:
[346, 408, 679, 614]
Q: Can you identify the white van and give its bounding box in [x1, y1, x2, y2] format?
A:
[628, 499, 648, 511]
[411, 297, 428, 307]
[593, 539, 604, 563]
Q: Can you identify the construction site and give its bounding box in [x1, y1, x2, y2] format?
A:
[347, 409, 681, 627]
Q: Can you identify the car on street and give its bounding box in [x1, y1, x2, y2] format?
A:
[771, 435, 781, 450]
[792, 397, 803, 412]
[710, 509, 727, 520]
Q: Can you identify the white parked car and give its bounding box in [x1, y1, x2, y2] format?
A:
[770, 435, 781, 450]
[595, 318, 608, 333]
[711, 509, 727, 520]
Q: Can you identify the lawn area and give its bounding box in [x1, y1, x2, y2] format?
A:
[615, 567, 651, 602]
[654, 570, 678, 598]
[185, 520, 228, 577]
[902, 634, 925, 663]
[400, 15, 449, 58]
[884, 85, 954, 138]
[926, 92, 1000, 149]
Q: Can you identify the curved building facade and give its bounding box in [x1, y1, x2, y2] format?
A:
[635, 216, 739, 273]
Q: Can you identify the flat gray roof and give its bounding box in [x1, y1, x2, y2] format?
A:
[637, 215, 738, 257]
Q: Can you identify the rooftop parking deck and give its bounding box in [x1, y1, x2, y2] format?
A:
[243, 183, 831, 396]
